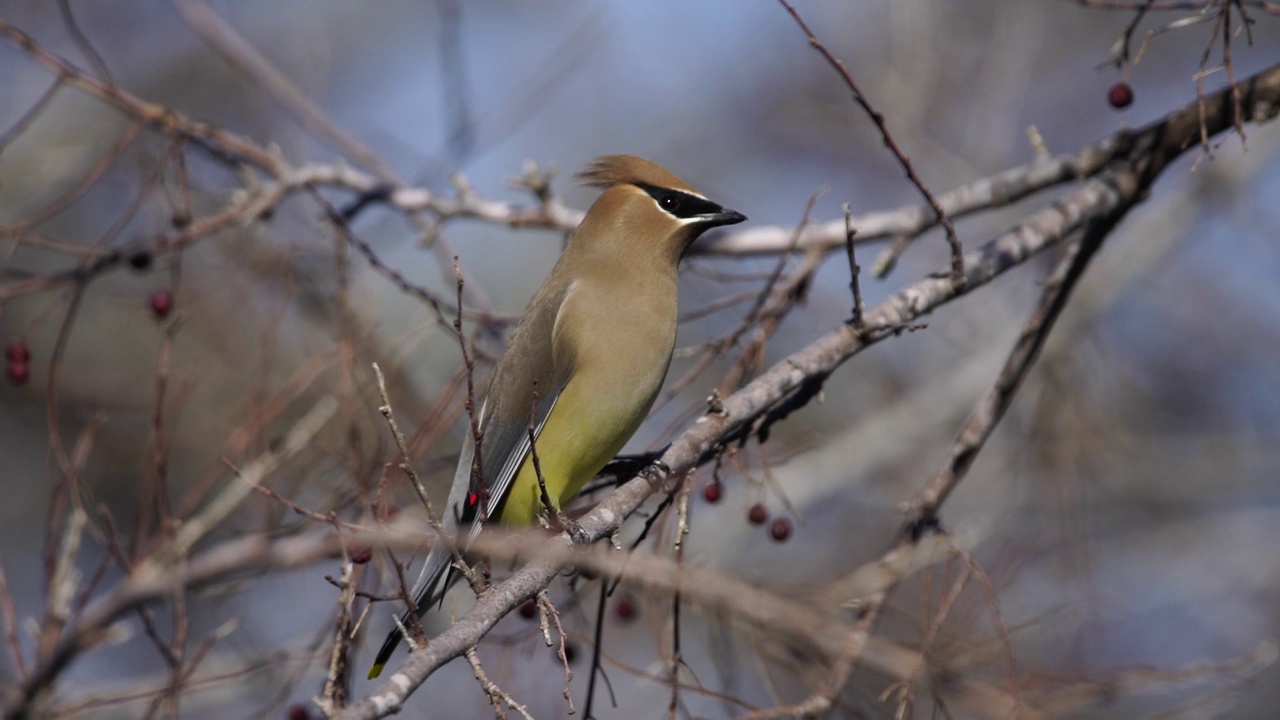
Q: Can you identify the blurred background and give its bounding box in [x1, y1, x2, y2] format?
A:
[1, 1, 1279, 717]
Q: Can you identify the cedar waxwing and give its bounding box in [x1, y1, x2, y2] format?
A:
[368, 155, 746, 678]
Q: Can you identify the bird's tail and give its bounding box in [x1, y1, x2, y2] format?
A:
[367, 548, 459, 679]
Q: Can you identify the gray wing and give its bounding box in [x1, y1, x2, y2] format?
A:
[416, 277, 576, 591]
[456, 369, 568, 543]
[371, 278, 574, 676]
[455, 278, 577, 540]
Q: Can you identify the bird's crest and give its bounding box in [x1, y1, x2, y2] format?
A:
[576, 154, 697, 194]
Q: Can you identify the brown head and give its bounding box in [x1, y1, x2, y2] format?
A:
[569, 155, 746, 265]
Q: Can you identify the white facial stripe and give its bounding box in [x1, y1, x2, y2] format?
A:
[646, 193, 714, 221]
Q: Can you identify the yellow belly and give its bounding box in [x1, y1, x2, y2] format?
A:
[494, 368, 657, 526]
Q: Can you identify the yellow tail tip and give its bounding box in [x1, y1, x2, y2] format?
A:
[367, 662, 385, 680]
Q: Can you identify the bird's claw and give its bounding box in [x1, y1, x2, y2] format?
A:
[640, 459, 670, 480]
[565, 517, 591, 545]
[541, 507, 591, 544]
[556, 511, 590, 544]
[640, 460, 673, 491]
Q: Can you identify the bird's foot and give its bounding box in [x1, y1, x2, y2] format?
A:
[563, 515, 591, 545]
[640, 459, 672, 490]
[540, 507, 591, 545]
[640, 459, 670, 480]
[601, 449, 668, 480]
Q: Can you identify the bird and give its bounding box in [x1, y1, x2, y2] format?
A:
[368, 155, 746, 679]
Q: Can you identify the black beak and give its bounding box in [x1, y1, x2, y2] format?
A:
[700, 209, 747, 228]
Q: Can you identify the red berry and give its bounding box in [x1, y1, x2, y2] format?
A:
[149, 289, 174, 318]
[4, 340, 30, 364]
[287, 705, 311, 720]
[615, 597, 636, 622]
[518, 599, 537, 620]
[6, 361, 30, 386]
[770, 517, 792, 542]
[349, 547, 372, 564]
[747, 503, 769, 525]
[1108, 82, 1133, 109]
[702, 483, 723, 504]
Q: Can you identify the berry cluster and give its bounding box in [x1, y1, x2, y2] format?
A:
[702, 483, 793, 542]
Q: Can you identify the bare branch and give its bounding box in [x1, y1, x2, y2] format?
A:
[775, 0, 965, 282]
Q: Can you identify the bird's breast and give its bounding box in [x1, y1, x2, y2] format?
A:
[562, 272, 677, 390]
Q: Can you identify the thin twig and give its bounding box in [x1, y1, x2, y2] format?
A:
[843, 203, 865, 331]
[318, 545, 358, 714]
[537, 591, 577, 714]
[775, 0, 964, 283]
[528, 387, 556, 518]
[372, 362, 477, 596]
[465, 647, 534, 720]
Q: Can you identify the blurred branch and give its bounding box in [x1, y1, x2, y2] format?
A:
[11, 519, 939, 717]
[165, 397, 337, 561]
[1070, 1, 1279, 17]
[0, 565, 26, 683]
[0, 76, 63, 154]
[434, 0, 476, 164]
[170, 0, 399, 179]
[8, 530, 340, 718]
[10, 504, 1264, 719]
[7, 397, 337, 719]
[905, 215, 1118, 525]
[168, 0, 492, 312]
[0, 21, 284, 171]
[55, 0, 113, 84]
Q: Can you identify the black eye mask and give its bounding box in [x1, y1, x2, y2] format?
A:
[634, 182, 727, 220]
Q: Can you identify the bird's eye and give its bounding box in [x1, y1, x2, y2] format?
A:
[660, 194, 682, 212]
